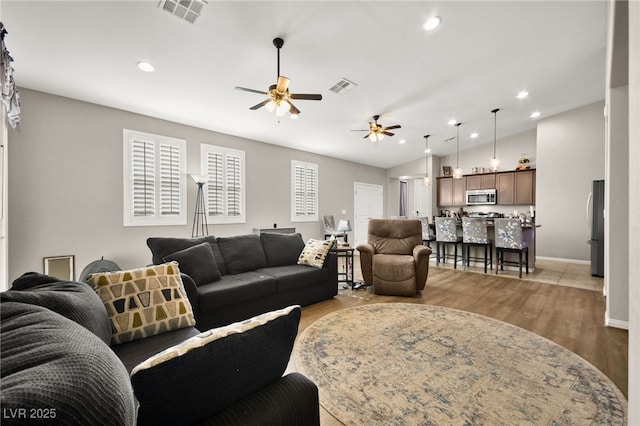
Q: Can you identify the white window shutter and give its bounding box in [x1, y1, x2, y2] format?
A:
[205, 151, 224, 217]
[159, 143, 181, 216]
[201, 144, 246, 224]
[291, 160, 318, 222]
[226, 153, 242, 217]
[123, 129, 186, 226]
[305, 166, 318, 216]
[131, 139, 156, 217]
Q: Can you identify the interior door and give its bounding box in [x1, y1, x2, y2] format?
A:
[354, 182, 383, 248]
[413, 178, 430, 218]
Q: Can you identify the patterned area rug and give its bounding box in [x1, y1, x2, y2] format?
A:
[294, 303, 627, 425]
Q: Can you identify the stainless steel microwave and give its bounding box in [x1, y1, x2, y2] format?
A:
[466, 189, 497, 205]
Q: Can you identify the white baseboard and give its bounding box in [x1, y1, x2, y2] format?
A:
[536, 256, 590, 265]
[605, 311, 629, 330]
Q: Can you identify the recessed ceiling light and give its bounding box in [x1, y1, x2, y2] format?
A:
[137, 61, 155, 72]
[530, 111, 541, 118]
[448, 119, 457, 126]
[423, 16, 441, 31]
[470, 132, 479, 139]
[517, 91, 529, 99]
[398, 139, 406, 144]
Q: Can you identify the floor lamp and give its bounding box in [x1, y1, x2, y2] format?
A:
[191, 175, 208, 238]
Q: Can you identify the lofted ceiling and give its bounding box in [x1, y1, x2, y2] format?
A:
[1, 1, 607, 169]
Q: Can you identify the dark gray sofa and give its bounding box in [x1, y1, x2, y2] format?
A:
[1, 273, 320, 425]
[147, 232, 338, 331]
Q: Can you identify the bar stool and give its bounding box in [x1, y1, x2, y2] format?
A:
[462, 217, 493, 273]
[494, 218, 529, 278]
[435, 217, 463, 268]
[419, 217, 436, 248]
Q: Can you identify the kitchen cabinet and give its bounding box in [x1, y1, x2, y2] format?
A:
[496, 173, 514, 204]
[514, 169, 536, 205]
[453, 178, 466, 206]
[437, 177, 453, 206]
[496, 170, 535, 205]
[466, 174, 496, 190]
[438, 170, 535, 207]
[437, 177, 465, 207]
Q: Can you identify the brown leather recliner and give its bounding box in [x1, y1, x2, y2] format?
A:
[356, 219, 432, 296]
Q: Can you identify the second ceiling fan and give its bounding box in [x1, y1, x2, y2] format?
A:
[354, 115, 401, 142]
[235, 37, 322, 119]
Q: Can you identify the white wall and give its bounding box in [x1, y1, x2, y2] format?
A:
[6, 89, 386, 282]
[536, 101, 605, 261]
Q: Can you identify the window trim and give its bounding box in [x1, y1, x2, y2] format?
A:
[291, 160, 319, 223]
[123, 129, 187, 227]
[200, 144, 246, 224]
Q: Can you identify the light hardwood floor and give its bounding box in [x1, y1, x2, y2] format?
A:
[290, 255, 628, 425]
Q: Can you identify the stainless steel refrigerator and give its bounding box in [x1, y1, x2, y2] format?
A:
[588, 180, 605, 277]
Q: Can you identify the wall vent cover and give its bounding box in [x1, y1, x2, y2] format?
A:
[158, 0, 207, 25]
[329, 78, 357, 95]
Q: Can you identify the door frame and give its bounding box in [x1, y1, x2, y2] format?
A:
[353, 182, 384, 248]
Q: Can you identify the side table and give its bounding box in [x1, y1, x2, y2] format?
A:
[333, 245, 354, 289]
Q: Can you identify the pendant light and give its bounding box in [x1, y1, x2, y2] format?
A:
[422, 134, 431, 186]
[453, 123, 463, 179]
[489, 108, 500, 172]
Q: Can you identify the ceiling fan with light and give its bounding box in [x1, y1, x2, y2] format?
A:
[353, 115, 401, 142]
[235, 37, 322, 119]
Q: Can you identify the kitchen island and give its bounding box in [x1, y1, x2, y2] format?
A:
[432, 220, 538, 272]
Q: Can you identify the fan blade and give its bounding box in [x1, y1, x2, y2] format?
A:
[289, 101, 301, 116]
[249, 99, 271, 110]
[290, 93, 323, 101]
[276, 76, 290, 93]
[363, 132, 372, 139]
[382, 131, 395, 137]
[351, 130, 368, 132]
[381, 124, 401, 131]
[235, 86, 268, 95]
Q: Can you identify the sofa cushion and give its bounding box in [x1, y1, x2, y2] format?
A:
[297, 238, 336, 268]
[130, 305, 301, 426]
[260, 232, 306, 267]
[0, 302, 136, 425]
[147, 236, 227, 275]
[112, 327, 201, 373]
[256, 265, 329, 293]
[162, 242, 221, 286]
[88, 262, 196, 345]
[2, 272, 112, 344]
[198, 272, 277, 312]
[217, 234, 267, 274]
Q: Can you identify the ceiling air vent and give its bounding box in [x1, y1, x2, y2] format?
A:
[329, 78, 357, 95]
[158, 0, 207, 25]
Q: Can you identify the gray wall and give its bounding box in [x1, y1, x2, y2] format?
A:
[627, 0, 639, 418]
[7, 89, 386, 281]
[606, 85, 629, 328]
[536, 101, 605, 261]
